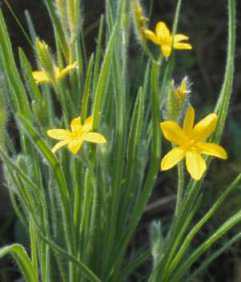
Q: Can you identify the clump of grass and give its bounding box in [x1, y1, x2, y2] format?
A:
[0, 0, 239, 281]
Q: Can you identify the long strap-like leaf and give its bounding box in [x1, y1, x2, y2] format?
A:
[0, 244, 38, 282]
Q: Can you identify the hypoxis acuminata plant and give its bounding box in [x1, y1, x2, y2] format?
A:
[0, 0, 239, 281]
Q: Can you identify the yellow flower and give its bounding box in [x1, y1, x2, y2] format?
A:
[47, 116, 107, 154]
[160, 106, 228, 180]
[32, 62, 78, 85]
[143, 21, 192, 58]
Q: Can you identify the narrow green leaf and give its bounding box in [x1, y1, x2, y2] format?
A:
[172, 209, 241, 282]
[214, 0, 236, 142]
[121, 87, 145, 215]
[18, 48, 42, 101]
[43, 0, 69, 61]
[25, 10, 37, 42]
[81, 54, 95, 120]
[93, 15, 104, 92]
[92, 24, 117, 129]
[109, 61, 161, 279]
[166, 172, 241, 277]
[31, 215, 101, 282]
[0, 244, 38, 282]
[189, 232, 241, 280]
[0, 10, 31, 117]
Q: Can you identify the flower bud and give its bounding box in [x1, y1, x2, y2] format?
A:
[55, 0, 67, 28]
[164, 76, 191, 121]
[131, 0, 148, 41]
[35, 39, 55, 81]
[67, 0, 80, 41]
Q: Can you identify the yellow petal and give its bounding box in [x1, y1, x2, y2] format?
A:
[82, 116, 94, 133]
[47, 129, 71, 140]
[32, 71, 50, 84]
[183, 106, 195, 136]
[143, 29, 160, 45]
[161, 147, 185, 171]
[71, 117, 82, 132]
[57, 62, 78, 81]
[160, 121, 188, 146]
[196, 142, 228, 159]
[51, 140, 69, 153]
[174, 34, 190, 43]
[155, 21, 170, 41]
[185, 151, 206, 180]
[161, 45, 172, 58]
[174, 42, 192, 50]
[68, 140, 83, 154]
[193, 113, 217, 141]
[54, 67, 61, 79]
[84, 132, 107, 144]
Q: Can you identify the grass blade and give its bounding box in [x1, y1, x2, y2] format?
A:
[0, 244, 38, 282]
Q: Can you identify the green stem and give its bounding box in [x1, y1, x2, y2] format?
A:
[29, 217, 39, 281]
[175, 161, 184, 216]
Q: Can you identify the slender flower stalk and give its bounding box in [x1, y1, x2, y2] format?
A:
[143, 21, 192, 58]
[160, 106, 228, 180]
[47, 116, 107, 154]
[32, 62, 78, 85]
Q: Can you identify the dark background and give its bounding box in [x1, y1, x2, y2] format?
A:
[0, 0, 241, 281]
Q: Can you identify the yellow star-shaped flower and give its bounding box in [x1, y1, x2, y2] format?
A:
[47, 116, 107, 154]
[143, 21, 192, 58]
[32, 62, 77, 85]
[160, 106, 228, 180]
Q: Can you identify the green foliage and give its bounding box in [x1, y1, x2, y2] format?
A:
[0, 244, 38, 282]
[0, 73, 7, 149]
[0, 0, 239, 281]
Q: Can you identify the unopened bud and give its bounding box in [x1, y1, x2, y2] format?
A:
[164, 76, 191, 121]
[131, 0, 149, 40]
[35, 39, 55, 80]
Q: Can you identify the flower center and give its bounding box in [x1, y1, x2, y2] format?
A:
[71, 130, 83, 139]
[160, 36, 172, 46]
[183, 138, 197, 151]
